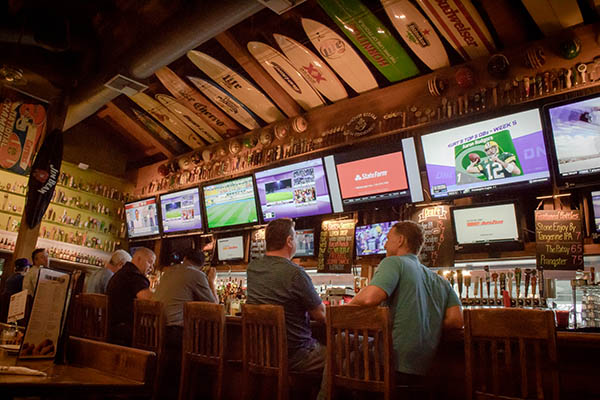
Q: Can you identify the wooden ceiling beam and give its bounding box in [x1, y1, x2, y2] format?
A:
[97, 102, 174, 159]
[216, 30, 302, 118]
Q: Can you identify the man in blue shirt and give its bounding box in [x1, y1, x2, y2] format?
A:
[351, 221, 463, 379]
[85, 249, 131, 294]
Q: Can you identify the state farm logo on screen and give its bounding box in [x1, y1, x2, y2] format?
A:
[337, 152, 408, 199]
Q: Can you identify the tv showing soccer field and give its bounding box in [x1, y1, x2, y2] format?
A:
[452, 203, 520, 245]
[421, 109, 551, 198]
[255, 159, 332, 222]
[295, 229, 315, 257]
[125, 197, 160, 239]
[324, 138, 423, 212]
[202, 176, 259, 229]
[355, 221, 397, 256]
[159, 188, 203, 234]
[544, 93, 600, 185]
[217, 236, 244, 261]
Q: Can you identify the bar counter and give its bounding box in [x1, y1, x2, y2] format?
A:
[221, 316, 600, 399]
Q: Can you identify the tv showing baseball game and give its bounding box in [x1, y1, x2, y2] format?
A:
[255, 158, 332, 222]
[202, 176, 259, 229]
[544, 93, 600, 186]
[355, 221, 398, 256]
[421, 109, 551, 198]
[452, 203, 520, 245]
[159, 188, 203, 234]
[125, 197, 160, 239]
[324, 138, 423, 212]
[592, 190, 600, 234]
[295, 228, 315, 257]
[217, 236, 245, 261]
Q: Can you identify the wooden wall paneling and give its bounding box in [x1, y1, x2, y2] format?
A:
[215, 31, 303, 118]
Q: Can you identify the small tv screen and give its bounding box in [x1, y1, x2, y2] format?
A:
[592, 190, 600, 234]
[355, 221, 398, 256]
[203, 176, 259, 229]
[255, 158, 332, 222]
[545, 93, 600, 184]
[217, 236, 244, 261]
[295, 228, 315, 257]
[452, 203, 519, 245]
[159, 187, 203, 234]
[421, 109, 551, 198]
[125, 197, 160, 238]
[324, 138, 423, 212]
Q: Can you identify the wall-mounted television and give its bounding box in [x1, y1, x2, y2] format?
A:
[217, 236, 245, 261]
[355, 221, 397, 256]
[452, 203, 522, 252]
[255, 158, 332, 222]
[421, 109, 551, 198]
[591, 190, 600, 235]
[295, 228, 315, 257]
[202, 176, 259, 229]
[125, 197, 160, 239]
[159, 187, 203, 234]
[544, 93, 600, 187]
[324, 138, 423, 212]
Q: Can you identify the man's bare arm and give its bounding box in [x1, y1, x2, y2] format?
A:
[443, 305, 464, 330]
[349, 285, 388, 306]
[308, 302, 326, 324]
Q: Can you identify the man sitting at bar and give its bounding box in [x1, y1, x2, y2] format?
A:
[350, 221, 463, 383]
[23, 248, 49, 298]
[85, 249, 132, 294]
[0, 258, 30, 322]
[106, 247, 155, 346]
[247, 218, 326, 387]
[153, 248, 218, 400]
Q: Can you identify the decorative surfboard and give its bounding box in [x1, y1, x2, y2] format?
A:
[521, 0, 583, 36]
[317, 0, 420, 82]
[381, 0, 450, 70]
[273, 33, 348, 102]
[128, 92, 205, 150]
[416, 0, 495, 60]
[154, 67, 238, 138]
[156, 94, 222, 144]
[186, 50, 285, 123]
[247, 41, 325, 111]
[131, 108, 190, 154]
[301, 18, 378, 94]
[186, 77, 261, 131]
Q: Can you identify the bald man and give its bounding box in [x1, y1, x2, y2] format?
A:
[106, 247, 156, 345]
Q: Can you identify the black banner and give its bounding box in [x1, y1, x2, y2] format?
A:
[535, 209, 583, 271]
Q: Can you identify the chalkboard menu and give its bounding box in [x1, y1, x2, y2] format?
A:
[317, 219, 355, 273]
[535, 209, 583, 271]
[249, 228, 266, 261]
[412, 205, 454, 268]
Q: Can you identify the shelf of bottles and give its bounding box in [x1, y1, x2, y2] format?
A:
[0, 161, 132, 268]
[217, 277, 246, 316]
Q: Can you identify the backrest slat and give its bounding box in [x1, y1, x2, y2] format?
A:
[519, 337, 528, 399]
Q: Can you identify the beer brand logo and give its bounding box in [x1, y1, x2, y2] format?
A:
[346, 24, 390, 67]
[418, 206, 448, 223]
[270, 62, 302, 93]
[303, 63, 326, 84]
[434, 0, 478, 48]
[32, 168, 49, 183]
[221, 74, 243, 89]
[319, 38, 346, 59]
[406, 23, 430, 48]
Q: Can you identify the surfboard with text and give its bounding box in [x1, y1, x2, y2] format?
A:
[317, 0, 420, 82]
[273, 33, 348, 102]
[247, 41, 325, 111]
[155, 67, 240, 138]
[156, 94, 222, 144]
[131, 108, 190, 154]
[301, 18, 378, 94]
[381, 0, 450, 70]
[187, 77, 261, 131]
[416, 0, 495, 60]
[187, 50, 285, 123]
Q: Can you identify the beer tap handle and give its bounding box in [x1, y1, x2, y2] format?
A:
[457, 270, 463, 299]
[507, 271, 514, 298]
[465, 275, 471, 299]
[479, 277, 483, 299]
[515, 268, 522, 299]
[524, 269, 532, 298]
[492, 272, 499, 299]
[537, 267, 544, 299]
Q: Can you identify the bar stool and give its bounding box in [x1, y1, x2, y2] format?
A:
[70, 293, 109, 341]
[464, 308, 559, 400]
[133, 299, 165, 400]
[179, 301, 226, 400]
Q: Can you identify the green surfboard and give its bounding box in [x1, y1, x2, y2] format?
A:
[318, 0, 419, 82]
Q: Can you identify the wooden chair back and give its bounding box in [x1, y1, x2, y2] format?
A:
[71, 293, 109, 341]
[464, 308, 559, 400]
[179, 302, 226, 400]
[242, 304, 288, 400]
[326, 305, 394, 400]
[132, 299, 165, 354]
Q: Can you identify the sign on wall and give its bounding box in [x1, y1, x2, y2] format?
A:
[317, 218, 355, 273]
[535, 209, 583, 270]
[412, 205, 455, 268]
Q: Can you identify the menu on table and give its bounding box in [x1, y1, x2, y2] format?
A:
[535, 209, 583, 271]
[412, 205, 454, 268]
[317, 219, 355, 273]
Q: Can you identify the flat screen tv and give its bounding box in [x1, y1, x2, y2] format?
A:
[295, 228, 315, 257]
[255, 158, 332, 222]
[355, 221, 398, 256]
[591, 190, 600, 235]
[217, 236, 245, 261]
[452, 203, 522, 252]
[202, 176, 259, 229]
[421, 109, 551, 198]
[159, 187, 203, 234]
[544, 93, 600, 187]
[324, 138, 423, 212]
[125, 197, 160, 239]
